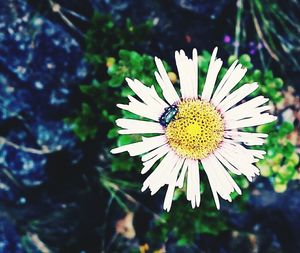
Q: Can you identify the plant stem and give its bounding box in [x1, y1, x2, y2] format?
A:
[234, 0, 243, 56]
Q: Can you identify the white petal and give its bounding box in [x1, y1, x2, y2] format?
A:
[163, 184, 175, 212]
[117, 97, 161, 121]
[207, 156, 233, 201]
[225, 114, 277, 129]
[201, 157, 220, 209]
[248, 149, 266, 159]
[212, 154, 242, 195]
[218, 82, 258, 113]
[142, 151, 179, 194]
[111, 135, 167, 156]
[141, 144, 169, 162]
[176, 159, 188, 188]
[186, 160, 193, 201]
[192, 48, 199, 97]
[141, 144, 170, 174]
[154, 57, 180, 104]
[126, 78, 168, 109]
[224, 96, 269, 120]
[202, 154, 241, 207]
[175, 51, 188, 98]
[141, 151, 176, 191]
[214, 150, 242, 175]
[118, 129, 164, 135]
[224, 141, 266, 160]
[116, 118, 164, 134]
[163, 158, 185, 211]
[211, 63, 247, 106]
[225, 105, 272, 122]
[231, 139, 265, 146]
[150, 85, 169, 107]
[201, 47, 223, 101]
[223, 140, 259, 163]
[188, 162, 196, 207]
[185, 159, 200, 208]
[191, 160, 201, 207]
[217, 148, 254, 179]
[141, 158, 161, 174]
[225, 131, 268, 139]
[217, 145, 259, 181]
[224, 131, 268, 146]
[175, 49, 198, 99]
[213, 60, 238, 98]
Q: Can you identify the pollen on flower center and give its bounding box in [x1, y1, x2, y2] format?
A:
[165, 99, 225, 160]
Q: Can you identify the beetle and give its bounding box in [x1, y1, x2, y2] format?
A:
[159, 105, 179, 127]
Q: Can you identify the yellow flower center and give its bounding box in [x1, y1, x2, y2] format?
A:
[165, 99, 225, 160]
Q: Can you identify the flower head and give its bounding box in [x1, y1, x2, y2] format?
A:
[111, 48, 276, 211]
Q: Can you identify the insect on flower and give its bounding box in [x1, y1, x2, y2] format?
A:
[159, 105, 179, 127]
[111, 47, 276, 211]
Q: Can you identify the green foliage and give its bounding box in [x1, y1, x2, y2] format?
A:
[65, 102, 99, 141]
[149, 173, 251, 246]
[85, 12, 153, 72]
[68, 39, 291, 243]
[257, 121, 299, 192]
[66, 12, 154, 143]
[69, 48, 170, 144]
[148, 187, 227, 246]
[66, 11, 295, 248]
[107, 50, 161, 89]
[154, 196, 228, 243]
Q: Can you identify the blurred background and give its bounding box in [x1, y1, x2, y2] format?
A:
[0, 0, 299, 252]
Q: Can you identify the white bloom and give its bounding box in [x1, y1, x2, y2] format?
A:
[111, 48, 276, 211]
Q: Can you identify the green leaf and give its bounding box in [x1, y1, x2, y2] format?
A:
[117, 135, 134, 146]
[274, 78, 284, 89]
[283, 142, 295, 156]
[280, 122, 294, 135]
[239, 54, 253, 69]
[252, 69, 262, 79]
[177, 238, 188, 246]
[288, 153, 300, 166]
[256, 121, 276, 133]
[228, 55, 237, 65]
[107, 127, 118, 139]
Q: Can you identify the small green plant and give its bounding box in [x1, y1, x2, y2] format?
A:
[65, 12, 296, 249]
[66, 12, 154, 142]
[257, 121, 300, 192]
[85, 12, 153, 73]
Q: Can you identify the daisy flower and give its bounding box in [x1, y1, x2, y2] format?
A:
[111, 47, 276, 211]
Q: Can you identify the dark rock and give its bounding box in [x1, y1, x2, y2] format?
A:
[0, 73, 30, 121]
[174, 0, 229, 18]
[30, 119, 78, 154]
[0, 216, 24, 253]
[0, 0, 87, 117]
[0, 170, 22, 203]
[0, 127, 47, 189]
[226, 180, 300, 253]
[0, 0, 87, 202]
[91, 0, 132, 13]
